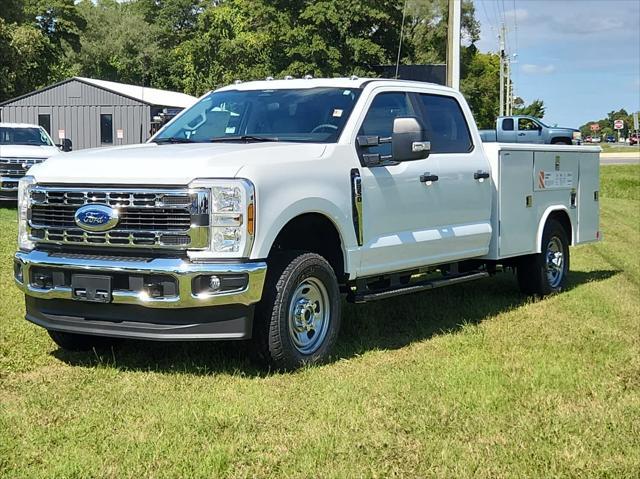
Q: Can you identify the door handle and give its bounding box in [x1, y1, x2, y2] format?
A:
[518, 133, 525, 136]
[474, 171, 490, 180]
[419, 173, 439, 183]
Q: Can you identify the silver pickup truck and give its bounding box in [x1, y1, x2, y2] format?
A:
[480, 116, 579, 145]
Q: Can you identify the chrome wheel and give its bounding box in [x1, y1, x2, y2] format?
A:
[545, 236, 565, 288]
[288, 276, 331, 355]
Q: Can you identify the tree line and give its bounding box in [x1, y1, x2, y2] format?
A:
[579, 109, 637, 140]
[0, 0, 543, 128]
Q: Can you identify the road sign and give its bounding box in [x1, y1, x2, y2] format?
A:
[614, 119, 624, 130]
[116, 129, 124, 139]
[58, 129, 65, 139]
[590, 123, 600, 131]
[634, 112, 639, 131]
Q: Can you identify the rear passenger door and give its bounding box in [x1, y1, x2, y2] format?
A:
[414, 93, 493, 260]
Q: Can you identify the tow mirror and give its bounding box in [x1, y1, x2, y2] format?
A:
[392, 117, 430, 162]
[356, 116, 430, 167]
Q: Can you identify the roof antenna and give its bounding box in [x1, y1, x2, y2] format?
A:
[394, 0, 408, 79]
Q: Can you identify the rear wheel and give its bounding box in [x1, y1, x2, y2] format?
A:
[48, 330, 115, 352]
[517, 219, 570, 295]
[251, 251, 341, 370]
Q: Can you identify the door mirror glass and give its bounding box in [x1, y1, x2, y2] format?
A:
[392, 116, 430, 161]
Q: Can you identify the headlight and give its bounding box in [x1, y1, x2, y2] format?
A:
[17, 176, 36, 251]
[188, 179, 255, 259]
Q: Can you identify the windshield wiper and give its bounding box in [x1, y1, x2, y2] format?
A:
[209, 135, 279, 142]
[154, 137, 196, 144]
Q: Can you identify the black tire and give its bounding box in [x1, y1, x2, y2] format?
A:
[48, 330, 115, 352]
[551, 138, 572, 145]
[251, 251, 342, 370]
[517, 219, 570, 296]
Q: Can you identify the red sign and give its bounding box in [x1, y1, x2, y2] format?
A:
[590, 123, 600, 132]
[614, 119, 624, 130]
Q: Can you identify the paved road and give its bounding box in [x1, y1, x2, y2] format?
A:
[600, 156, 640, 165]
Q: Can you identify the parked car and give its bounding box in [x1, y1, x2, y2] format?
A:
[585, 136, 592, 143]
[605, 135, 616, 143]
[0, 123, 68, 201]
[479, 116, 579, 145]
[630, 134, 638, 146]
[13, 78, 601, 370]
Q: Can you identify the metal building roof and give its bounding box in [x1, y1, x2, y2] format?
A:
[0, 77, 197, 108]
[75, 77, 196, 108]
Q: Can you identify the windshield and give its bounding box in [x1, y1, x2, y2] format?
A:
[153, 87, 362, 143]
[0, 127, 53, 146]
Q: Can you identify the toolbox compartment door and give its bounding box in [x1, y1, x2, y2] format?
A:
[577, 152, 600, 244]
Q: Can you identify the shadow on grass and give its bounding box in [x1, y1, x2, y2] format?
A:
[52, 269, 619, 376]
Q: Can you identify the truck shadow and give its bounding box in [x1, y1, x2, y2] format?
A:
[51, 269, 619, 376]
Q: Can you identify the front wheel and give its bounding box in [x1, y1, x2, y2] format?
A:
[517, 219, 570, 295]
[251, 252, 341, 370]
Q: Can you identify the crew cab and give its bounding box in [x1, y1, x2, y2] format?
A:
[0, 123, 65, 201]
[13, 78, 601, 369]
[479, 115, 579, 145]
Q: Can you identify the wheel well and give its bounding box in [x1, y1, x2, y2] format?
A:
[269, 213, 346, 281]
[547, 210, 572, 242]
[551, 137, 572, 145]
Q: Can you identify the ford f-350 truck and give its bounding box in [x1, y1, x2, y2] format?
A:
[14, 78, 600, 369]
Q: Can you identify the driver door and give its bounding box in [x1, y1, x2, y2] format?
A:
[517, 117, 543, 143]
[356, 90, 439, 276]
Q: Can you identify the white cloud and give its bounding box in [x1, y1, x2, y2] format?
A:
[521, 64, 556, 75]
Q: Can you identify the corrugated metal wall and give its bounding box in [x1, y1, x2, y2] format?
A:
[0, 80, 152, 150]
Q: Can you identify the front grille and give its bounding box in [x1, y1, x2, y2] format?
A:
[28, 186, 210, 250]
[0, 157, 46, 177]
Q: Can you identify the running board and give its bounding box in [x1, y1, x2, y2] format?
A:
[350, 271, 489, 304]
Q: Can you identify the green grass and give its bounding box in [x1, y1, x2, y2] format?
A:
[1, 166, 639, 478]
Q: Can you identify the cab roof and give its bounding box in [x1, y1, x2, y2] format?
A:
[0, 122, 42, 129]
[215, 77, 456, 94]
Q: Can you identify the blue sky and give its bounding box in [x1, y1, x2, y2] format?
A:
[472, 0, 640, 127]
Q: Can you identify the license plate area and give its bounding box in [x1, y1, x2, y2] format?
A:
[71, 274, 112, 303]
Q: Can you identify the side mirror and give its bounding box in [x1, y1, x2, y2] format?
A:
[392, 116, 430, 161]
[60, 138, 72, 152]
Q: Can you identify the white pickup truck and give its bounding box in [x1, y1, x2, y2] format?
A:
[0, 123, 63, 201]
[14, 78, 601, 369]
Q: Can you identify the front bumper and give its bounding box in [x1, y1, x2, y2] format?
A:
[14, 250, 267, 340]
[0, 177, 19, 200]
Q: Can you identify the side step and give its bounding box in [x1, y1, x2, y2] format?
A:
[350, 271, 489, 304]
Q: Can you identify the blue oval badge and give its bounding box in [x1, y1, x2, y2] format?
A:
[74, 204, 119, 232]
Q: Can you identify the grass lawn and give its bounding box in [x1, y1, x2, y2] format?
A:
[1, 166, 639, 478]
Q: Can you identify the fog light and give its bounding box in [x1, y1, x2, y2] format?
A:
[209, 275, 221, 291]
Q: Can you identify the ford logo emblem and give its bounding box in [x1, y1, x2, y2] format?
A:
[74, 204, 119, 232]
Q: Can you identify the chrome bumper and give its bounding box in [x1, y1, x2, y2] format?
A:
[14, 250, 267, 309]
[0, 176, 20, 192]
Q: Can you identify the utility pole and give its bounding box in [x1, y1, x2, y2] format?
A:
[499, 23, 506, 116]
[506, 56, 511, 115]
[446, 0, 461, 90]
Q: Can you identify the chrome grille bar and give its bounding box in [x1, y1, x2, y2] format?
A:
[28, 186, 210, 250]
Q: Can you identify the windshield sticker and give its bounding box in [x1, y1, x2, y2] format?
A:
[332, 109, 343, 118]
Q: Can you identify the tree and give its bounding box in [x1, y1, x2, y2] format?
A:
[513, 99, 546, 119]
[26, 0, 87, 52]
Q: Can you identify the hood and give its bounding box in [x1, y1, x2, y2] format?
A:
[549, 126, 579, 133]
[0, 144, 61, 159]
[27, 142, 327, 185]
